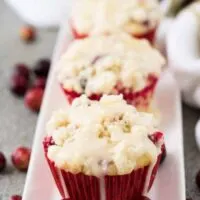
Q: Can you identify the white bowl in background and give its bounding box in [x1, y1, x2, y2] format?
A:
[167, 4, 200, 108]
[5, 0, 72, 27]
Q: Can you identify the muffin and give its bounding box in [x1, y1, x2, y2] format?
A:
[70, 0, 162, 43]
[57, 33, 165, 112]
[43, 95, 165, 200]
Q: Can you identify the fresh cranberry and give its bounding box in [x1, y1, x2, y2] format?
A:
[33, 59, 50, 77]
[10, 74, 29, 96]
[0, 152, 6, 172]
[20, 25, 36, 42]
[11, 147, 31, 171]
[10, 195, 22, 200]
[196, 170, 200, 189]
[24, 88, 44, 112]
[33, 77, 46, 89]
[14, 63, 30, 79]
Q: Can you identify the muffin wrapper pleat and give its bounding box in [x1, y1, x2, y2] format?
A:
[62, 75, 158, 112]
[70, 22, 157, 44]
[43, 132, 163, 200]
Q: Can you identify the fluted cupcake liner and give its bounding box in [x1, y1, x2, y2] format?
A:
[61, 75, 158, 112]
[43, 132, 163, 200]
[70, 23, 157, 44]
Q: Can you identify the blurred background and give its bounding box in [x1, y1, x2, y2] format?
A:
[0, 0, 200, 199]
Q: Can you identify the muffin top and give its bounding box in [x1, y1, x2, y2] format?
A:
[71, 0, 161, 35]
[57, 33, 165, 96]
[46, 95, 162, 177]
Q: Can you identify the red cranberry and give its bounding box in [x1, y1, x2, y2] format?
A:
[24, 88, 44, 112]
[14, 64, 30, 79]
[196, 170, 200, 189]
[20, 25, 36, 42]
[10, 74, 29, 96]
[33, 59, 50, 77]
[11, 147, 31, 171]
[0, 152, 6, 172]
[10, 195, 22, 200]
[14, 63, 30, 79]
[33, 77, 46, 89]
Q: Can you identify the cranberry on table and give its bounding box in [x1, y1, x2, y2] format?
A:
[14, 63, 30, 80]
[11, 147, 31, 171]
[0, 152, 6, 172]
[24, 88, 44, 112]
[33, 59, 51, 77]
[20, 25, 36, 42]
[196, 170, 200, 188]
[33, 77, 46, 89]
[10, 74, 29, 96]
[10, 195, 22, 200]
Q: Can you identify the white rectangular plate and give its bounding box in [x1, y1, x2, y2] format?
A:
[22, 24, 186, 200]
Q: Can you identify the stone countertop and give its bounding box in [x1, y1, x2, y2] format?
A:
[0, 1, 200, 200]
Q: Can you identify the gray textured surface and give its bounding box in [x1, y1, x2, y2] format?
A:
[183, 104, 200, 199]
[0, 1, 57, 199]
[0, 1, 200, 200]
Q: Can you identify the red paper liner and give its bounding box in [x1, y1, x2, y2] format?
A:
[70, 22, 157, 44]
[43, 132, 163, 200]
[62, 75, 158, 112]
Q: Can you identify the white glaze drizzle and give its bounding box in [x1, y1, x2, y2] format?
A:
[99, 176, 106, 200]
[57, 169, 69, 198]
[143, 161, 155, 195]
[143, 138, 163, 195]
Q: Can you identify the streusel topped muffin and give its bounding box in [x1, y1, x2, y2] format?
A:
[57, 33, 165, 96]
[71, 0, 161, 41]
[46, 95, 162, 176]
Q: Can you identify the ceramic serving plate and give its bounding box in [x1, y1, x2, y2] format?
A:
[22, 23, 185, 200]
